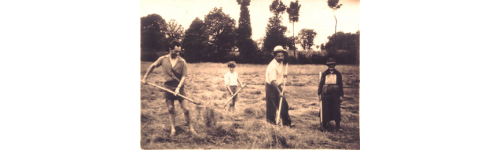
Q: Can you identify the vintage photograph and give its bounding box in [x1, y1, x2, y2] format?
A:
[140, 0, 360, 148]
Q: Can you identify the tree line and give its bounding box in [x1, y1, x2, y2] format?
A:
[140, 0, 359, 64]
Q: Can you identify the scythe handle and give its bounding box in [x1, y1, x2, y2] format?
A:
[146, 82, 201, 105]
[319, 71, 323, 125]
[275, 63, 288, 126]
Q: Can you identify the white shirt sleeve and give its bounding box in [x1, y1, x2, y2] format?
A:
[266, 60, 277, 84]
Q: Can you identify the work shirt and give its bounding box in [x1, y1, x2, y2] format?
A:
[224, 71, 239, 86]
[151, 55, 188, 86]
[266, 59, 284, 85]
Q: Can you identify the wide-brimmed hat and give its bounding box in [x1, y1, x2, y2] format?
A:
[272, 45, 288, 56]
[326, 58, 337, 65]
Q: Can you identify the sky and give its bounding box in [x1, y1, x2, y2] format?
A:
[140, 0, 360, 50]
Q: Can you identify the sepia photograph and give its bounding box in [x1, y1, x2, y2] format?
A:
[140, 0, 360, 148]
[5, 0, 500, 149]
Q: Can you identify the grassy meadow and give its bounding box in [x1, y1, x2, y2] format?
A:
[140, 61, 360, 149]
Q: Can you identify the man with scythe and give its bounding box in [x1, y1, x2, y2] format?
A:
[265, 45, 292, 126]
[141, 41, 197, 136]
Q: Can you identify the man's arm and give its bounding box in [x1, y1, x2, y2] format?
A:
[142, 58, 162, 84]
[318, 71, 325, 97]
[318, 71, 325, 101]
[271, 80, 282, 97]
[267, 62, 282, 97]
[175, 76, 186, 96]
[174, 61, 188, 96]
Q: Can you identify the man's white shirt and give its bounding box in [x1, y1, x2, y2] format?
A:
[266, 59, 284, 85]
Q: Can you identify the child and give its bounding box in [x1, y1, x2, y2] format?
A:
[224, 61, 243, 112]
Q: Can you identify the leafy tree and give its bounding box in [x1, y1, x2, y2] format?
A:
[324, 31, 360, 64]
[263, 16, 288, 53]
[203, 7, 237, 62]
[327, 0, 342, 38]
[286, 0, 301, 56]
[182, 17, 209, 62]
[236, 0, 257, 62]
[255, 37, 264, 49]
[316, 45, 320, 50]
[297, 28, 317, 51]
[165, 19, 184, 46]
[284, 35, 297, 51]
[140, 14, 169, 61]
[140, 14, 167, 53]
[263, 0, 288, 53]
[236, 0, 252, 40]
[269, 0, 287, 18]
[320, 43, 326, 51]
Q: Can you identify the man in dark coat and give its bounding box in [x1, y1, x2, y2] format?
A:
[318, 58, 344, 130]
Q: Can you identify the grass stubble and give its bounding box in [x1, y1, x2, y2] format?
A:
[140, 62, 360, 149]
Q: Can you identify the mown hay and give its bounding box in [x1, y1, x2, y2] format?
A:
[243, 107, 266, 119]
[140, 62, 360, 149]
[141, 112, 152, 123]
[248, 90, 261, 94]
[201, 107, 217, 127]
[218, 85, 227, 91]
[292, 82, 306, 86]
[240, 94, 261, 99]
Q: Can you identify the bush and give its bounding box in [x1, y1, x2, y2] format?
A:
[311, 53, 326, 64]
[141, 48, 358, 65]
[240, 50, 274, 64]
[141, 52, 159, 62]
[227, 53, 241, 63]
[292, 50, 331, 64]
[286, 55, 299, 64]
[297, 52, 309, 64]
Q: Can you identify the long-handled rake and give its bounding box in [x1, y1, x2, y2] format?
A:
[319, 71, 323, 129]
[275, 63, 288, 127]
[144, 82, 217, 127]
[223, 84, 247, 108]
[147, 82, 201, 105]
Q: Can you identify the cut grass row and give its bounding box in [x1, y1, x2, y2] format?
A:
[140, 62, 359, 149]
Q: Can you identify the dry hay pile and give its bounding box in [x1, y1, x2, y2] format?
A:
[192, 96, 219, 128]
[243, 107, 266, 119]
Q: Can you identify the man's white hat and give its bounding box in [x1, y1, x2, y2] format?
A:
[272, 45, 288, 56]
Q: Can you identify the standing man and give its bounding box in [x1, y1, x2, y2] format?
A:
[265, 45, 292, 126]
[141, 41, 197, 136]
[318, 58, 344, 131]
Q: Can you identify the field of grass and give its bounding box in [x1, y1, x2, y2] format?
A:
[140, 61, 360, 149]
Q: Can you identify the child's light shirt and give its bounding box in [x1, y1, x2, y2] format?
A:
[224, 71, 239, 86]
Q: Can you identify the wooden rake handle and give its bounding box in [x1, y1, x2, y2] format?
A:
[275, 83, 286, 125]
[146, 82, 201, 105]
[319, 71, 323, 126]
[275, 63, 288, 126]
[223, 84, 246, 107]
